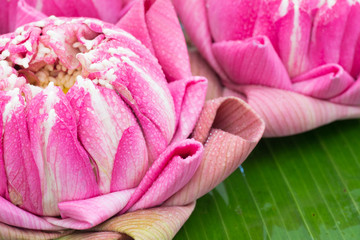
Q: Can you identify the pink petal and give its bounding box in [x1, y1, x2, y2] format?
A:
[95, 202, 195, 240]
[67, 78, 147, 194]
[111, 126, 148, 192]
[0, 0, 18, 34]
[188, 50, 223, 100]
[145, 0, 192, 81]
[165, 97, 264, 206]
[206, 0, 261, 42]
[0, 197, 62, 231]
[1, 89, 42, 215]
[235, 85, 360, 137]
[15, 0, 47, 30]
[292, 64, 354, 99]
[339, 2, 360, 77]
[27, 84, 99, 216]
[116, 0, 154, 53]
[121, 139, 203, 213]
[212, 37, 292, 90]
[172, 0, 228, 80]
[169, 76, 207, 143]
[45, 189, 134, 230]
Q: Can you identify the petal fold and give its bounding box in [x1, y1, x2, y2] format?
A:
[121, 139, 203, 213]
[169, 76, 207, 143]
[45, 189, 134, 230]
[292, 64, 354, 99]
[165, 97, 264, 206]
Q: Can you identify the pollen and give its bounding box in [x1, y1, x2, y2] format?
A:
[33, 62, 81, 94]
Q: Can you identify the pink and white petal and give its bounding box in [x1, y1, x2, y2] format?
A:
[0, 197, 63, 231]
[189, 50, 223, 100]
[0, 221, 69, 240]
[212, 38, 292, 90]
[145, 0, 192, 81]
[27, 84, 99, 216]
[15, 0, 47, 30]
[275, 5, 312, 77]
[172, 0, 227, 80]
[331, 75, 360, 105]
[95, 202, 195, 240]
[206, 0, 260, 42]
[67, 78, 146, 194]
[58, 232, 129, 240]
[169, 76, 207, 143]
[1, 89, 43, 215]
[111, 126, 148, 192]
[116, 0, 154, 53]
[45, 189, 134, 230]
[165, 97, 264, 206]
[236, 85, 360, 137]
[292, 64, 354, 99]
[121, 139, 203, 213]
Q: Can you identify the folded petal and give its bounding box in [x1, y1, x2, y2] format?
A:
[95, 202, 195, 240]
[45, 189, 134, 230]
[236, 85, 360, 137]
[1, 89, 42, 215]
[212, 37, 292, 90]
[292, 64, 354, 99]
[0, 221, 69, 240]
[169, 76, 207, 143]
[67, 78, 147, 194]
[58, 232, 128, 240]
[121, 139, 203, 213]
[27, 83, 99, 216]
[0, 197, 62, 231]
[189, 50, 223, 100]
[331, 75, 360, 105]
[165, 97, 264, 205]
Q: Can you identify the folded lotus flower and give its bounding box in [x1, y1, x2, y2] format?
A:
[0, 2, 265, 239]
[174, 0, 360, 137]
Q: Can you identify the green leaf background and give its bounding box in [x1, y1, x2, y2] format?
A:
[175, 119, 360, 239]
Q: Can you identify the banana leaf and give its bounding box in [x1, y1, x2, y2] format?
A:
[175, 119, 360, 239]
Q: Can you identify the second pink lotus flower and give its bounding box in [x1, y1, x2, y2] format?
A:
[175, 0, 360, 136]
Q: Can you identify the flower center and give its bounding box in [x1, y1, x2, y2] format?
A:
[31, 62, 82, 94]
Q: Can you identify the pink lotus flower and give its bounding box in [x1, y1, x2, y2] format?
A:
[174, 0, 360, 137]
[0, 1, 265, 239]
